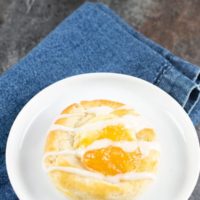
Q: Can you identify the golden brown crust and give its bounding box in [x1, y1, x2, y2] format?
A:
[61, 103, 83, 114]
[80, 99, 124, 109]
[45, 130, 69, 152]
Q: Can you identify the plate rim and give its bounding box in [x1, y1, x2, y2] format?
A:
[6, 72, 200, 200]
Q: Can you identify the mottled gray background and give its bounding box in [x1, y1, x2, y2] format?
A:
[0, 0, 200, 199]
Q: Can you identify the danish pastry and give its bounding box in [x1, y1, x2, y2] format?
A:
[43, 99, 159, 200]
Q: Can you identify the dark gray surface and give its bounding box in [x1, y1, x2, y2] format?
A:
[0, 0, 200, 199]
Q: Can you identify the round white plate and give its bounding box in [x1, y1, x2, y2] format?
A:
[6, 73, 200, 200]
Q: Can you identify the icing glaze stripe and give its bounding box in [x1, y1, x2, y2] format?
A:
[55, 105, 134, 120]
[45, 166, 155, 183]
[43, 139, 159, 160]
[49, 115, 153, 135]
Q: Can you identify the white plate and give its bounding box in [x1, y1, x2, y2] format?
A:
[6, 73, 200, 200]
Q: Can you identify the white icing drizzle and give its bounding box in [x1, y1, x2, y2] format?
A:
[43, 139, 159, 160]
[54, 106, 113, 120]
[45, 166, 155, 183]
[49, 124, 75, 132]
[54, 105, 133, 120]
[49, 115, 153, 136]
[82, 139, 159, 157]
[77, 115, 152, 134]
[86, 106, 114, 115]
[55, 113, 84, 119]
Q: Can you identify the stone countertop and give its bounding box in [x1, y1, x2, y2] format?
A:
[0, 0, 200, 199]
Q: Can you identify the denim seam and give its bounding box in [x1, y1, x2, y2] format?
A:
[153, 63, 170, 84]
[155, 64, 173, 86]
[169, 71, 186, 106]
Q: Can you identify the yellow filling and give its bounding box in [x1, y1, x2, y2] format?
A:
[82, 146, 140, 175]
[77, 125, 134, 148]
[82, 146, 157, 176]
[78, 125, 157, 176]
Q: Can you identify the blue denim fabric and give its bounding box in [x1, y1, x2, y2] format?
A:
[0, 2, 200, 199]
